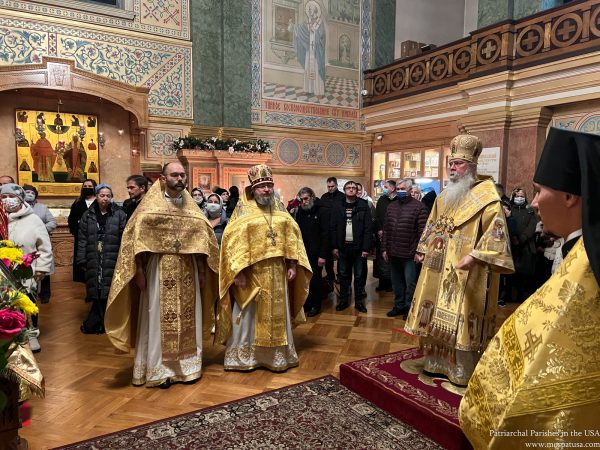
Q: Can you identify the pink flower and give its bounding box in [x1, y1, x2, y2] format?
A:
[0, 309, 26, 340]
[21, 252, 38, 268]
[1, 259, 10, 268]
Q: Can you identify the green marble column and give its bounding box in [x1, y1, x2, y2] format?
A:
[478, 0, 514, 28]
[373, 0, 396, 68]
[191, 0, 223, 126]
[223, 0, 252, 129]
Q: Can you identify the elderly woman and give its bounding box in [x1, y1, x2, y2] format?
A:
[205, 193, 228, 245]
[77, 183, 127, 334]
[1, 183, 53, 353]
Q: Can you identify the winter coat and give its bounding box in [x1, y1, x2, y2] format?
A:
[30, 201, 57, 234]
[68, 198, 94, 282]
[331, 198, 373, 252]
[374, 194, 397, 232]
[76, 202, 127, 302]
[295, 198, 331, 259]
[7, 203, 53, 290]
[510, 203, 537, 275]
[320, 189, 345, 208]
[382, 196, 429, 259]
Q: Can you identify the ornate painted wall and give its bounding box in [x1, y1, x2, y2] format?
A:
[252, 0, 371, 132]
[0, 1, 192, 166]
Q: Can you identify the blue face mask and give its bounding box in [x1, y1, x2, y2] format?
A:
[397, 190, 408, 198]
[382, 188, 389, 196]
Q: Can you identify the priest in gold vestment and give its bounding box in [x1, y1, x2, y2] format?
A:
[460, 128, 600, 449]
[405, 134, 514, 386]
[105, 162, 219, 388]
[216, 164, 311, 371]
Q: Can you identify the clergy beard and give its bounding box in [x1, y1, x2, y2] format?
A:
[444, 172, 475, 209]
[255, 193, 273, 206]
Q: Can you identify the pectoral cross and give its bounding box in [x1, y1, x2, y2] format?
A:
[174, 239, 182, 253]
[266, 227, 277, 246]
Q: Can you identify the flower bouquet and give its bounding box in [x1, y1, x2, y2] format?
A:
[0, 240, 39, 411]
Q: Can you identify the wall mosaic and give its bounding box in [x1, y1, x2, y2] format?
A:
[0, 16, 192, 120]
[0, 0, 190, 40]
[553, 112, 600, 135]
[147, 127, 184, 159]
[252, 0, 372, 132]
[271, 137, 361, 168]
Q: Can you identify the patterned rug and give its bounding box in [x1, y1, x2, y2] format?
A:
[340, 348, 472, 450]
[55, 376, 442, 450]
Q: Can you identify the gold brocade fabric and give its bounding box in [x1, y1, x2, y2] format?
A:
[105, 181, 219, 354]
[459, 238, 600, 449]
[159, 254, 197, 361]
[4, 344, 44, 402]
[404, 178, 514, 385]
[215, 190, 311, 347]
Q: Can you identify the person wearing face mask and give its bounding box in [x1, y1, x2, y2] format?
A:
[373, 179, 397, 292]
[68, 179, 97, 283]
[205, 193, 228, 245]
[23, 184, 56, 304]
[508, 187, 537, 302]
[191, 188, 206, 210]
[1, 183, 53, 353]
[77, 184, 127, 334]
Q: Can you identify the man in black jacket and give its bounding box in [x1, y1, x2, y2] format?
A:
[295, 187, 330, 317]
[122, 175, 148, 219]
[331, 181, 372, 313]
[382, 179, 429, 318]
[320, 177, 345, 284]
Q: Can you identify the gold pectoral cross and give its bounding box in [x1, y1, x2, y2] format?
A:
[267, 227, 277, 246]
[174, 239, 182, 253]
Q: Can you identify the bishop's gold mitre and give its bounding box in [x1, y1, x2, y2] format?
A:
[449, 134, 483, 164]
[247, 164, 273, 187]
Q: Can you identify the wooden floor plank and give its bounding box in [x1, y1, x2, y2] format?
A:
[19, 269, 517, 449]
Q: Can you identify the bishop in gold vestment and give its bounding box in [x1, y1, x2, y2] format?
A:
[460, 128, 600, 449]
[216, 164, 311, 371]
[106, 163, 219, 387]
[405, 135, 514, 386]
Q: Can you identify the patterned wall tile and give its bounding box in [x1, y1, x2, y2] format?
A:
[326, 142, 346, 167]
[277, 138, 301, 165]
[0, 0, 189, 40]
[345, 144, 361, 166]
[0, 16, 193, 120]
[147, 127, 183, 158]
[301, 143, 325, 164]
[140, 0, 183, 32]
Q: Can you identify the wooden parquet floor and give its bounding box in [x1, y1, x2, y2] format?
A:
[20, 269, 516, 449]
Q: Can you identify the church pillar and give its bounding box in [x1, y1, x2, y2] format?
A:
[373, 0, 396, 67]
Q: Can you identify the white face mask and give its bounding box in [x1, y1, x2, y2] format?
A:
[513, 197, 526, 206]
[2, 197, 21, 212]
[206, 203, 222, 215]
[24, 193, 36, 203]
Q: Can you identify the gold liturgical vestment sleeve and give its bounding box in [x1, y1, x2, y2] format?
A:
[459, 238, 600, 449]
[105, 182, 220, 354]
[215, 194, 311, 347]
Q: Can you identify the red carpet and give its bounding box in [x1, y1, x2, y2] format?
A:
[340, 347, 472, 450]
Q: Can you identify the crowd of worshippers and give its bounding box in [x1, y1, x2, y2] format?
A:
[0, 159, 561, 360]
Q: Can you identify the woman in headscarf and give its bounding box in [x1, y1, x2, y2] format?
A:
[205, 193, 228, 246]
[77, 184, 127, 334]
[68, 179, 97, 283]
[191, 187, 206, 210]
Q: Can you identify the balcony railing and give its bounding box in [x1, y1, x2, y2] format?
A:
[363, 0, 600, 106]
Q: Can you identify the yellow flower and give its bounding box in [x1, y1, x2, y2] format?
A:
[12, 293, 39, 316]
[0, 247, 24, 265]
[0, 240, 17, 248]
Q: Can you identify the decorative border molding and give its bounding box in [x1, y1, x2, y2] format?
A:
[364, 0, 600, 106]
[0, 0, 190, 40]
